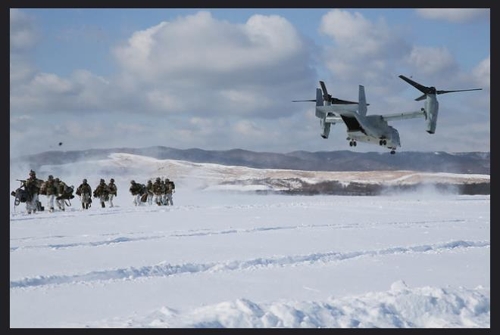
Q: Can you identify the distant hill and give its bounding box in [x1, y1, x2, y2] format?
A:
[12, 147, 490, 175]
[10, 151, 490, 196]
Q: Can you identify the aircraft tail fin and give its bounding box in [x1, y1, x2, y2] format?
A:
[316, 88, 323, 106]
[358, 85, 367, 116]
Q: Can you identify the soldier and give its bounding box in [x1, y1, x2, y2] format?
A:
[93, 179, 110, 208]
[54, 178, 66, 211]
[76, 178, 92, 210]
[23, 170, 44, 214]
[145, 180, 154, 205]
[107, 178, 117, 208]
[152, 177, 164, 206]
[165, 178, 175, 206]
[129, 180, 143, 206]
[55, 178, 74, 211]
[43, 175, 57, 212]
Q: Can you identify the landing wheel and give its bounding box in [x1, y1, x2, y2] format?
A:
[390, 150, 396, 155]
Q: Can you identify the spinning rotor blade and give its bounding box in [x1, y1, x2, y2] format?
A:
[319, 81, 330, 101]
[330, 97, 359, 105]
[292, 81, 365, 105]
[319, 81, 359, 104]
[436, 88, 483, 95]
[399, 75, 433, 95]
[399, 75, 482, 101]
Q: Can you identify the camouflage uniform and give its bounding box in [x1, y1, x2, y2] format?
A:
[152, 178, 164, 206]
[165, 179, 174, 206]
[76, 179, 92, 210]
[146, 180, 154, 205]
[43, 175, 57, 212]
[94, 179, 110, 208]
[55, 178, 66, 211]
[129, 180, 144, 206]
[107, 179, 117, 208]
[24, 170, 43, 214]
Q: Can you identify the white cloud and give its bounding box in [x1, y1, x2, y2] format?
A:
[10, 9, 38, 52]
[415, 9, 490, 23]
[319, 10, 410, 58]
[113, 11, 306, 84]
[10, 71, 114, 114]
[233, 120, 263, 137]
[318, 9, 411, 91]
[472, 56, 490, 91]
[404, 46, 457, 77]
[8, 9, 489, 156]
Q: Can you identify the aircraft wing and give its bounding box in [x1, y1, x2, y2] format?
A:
[324, 110, 366, 133]
[381, 110, 425, 122]
[324, 115, 344, 124]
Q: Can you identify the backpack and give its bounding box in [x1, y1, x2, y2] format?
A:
[39, 181, 47, 195]
[57, 184, 75, 200]
[64, 185, 75, 199]
[11, 188, 30, 206]
[140, 184, 147, 196]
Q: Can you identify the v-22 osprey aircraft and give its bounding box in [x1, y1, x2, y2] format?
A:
[293, 76, 482, 154]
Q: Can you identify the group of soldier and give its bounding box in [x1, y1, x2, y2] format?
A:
[129, 177, 175, 206]
[75, 177, 118, 210]
[14, 170, 176, 214]
[17, 170, 74, 214]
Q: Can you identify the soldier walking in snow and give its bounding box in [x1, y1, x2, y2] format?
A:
[76, 179, 92, 210]
[164, 178, 174, 206]
[129, 180, 144, 206]
[146, 180, 154, 205]
[107, 178, 117, 207]
[43, 175, 57, 212]
[23, 170, 44, 214]
[54, 177, 71, 211]
[94, 179, 110, 208]
[152, 177, 164, 206]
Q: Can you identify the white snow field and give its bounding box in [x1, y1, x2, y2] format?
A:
[10, 153, 490, 328]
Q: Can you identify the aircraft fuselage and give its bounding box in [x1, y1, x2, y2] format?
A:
[345, 114, 400, 151]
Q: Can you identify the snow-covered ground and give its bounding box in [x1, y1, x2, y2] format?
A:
[10, 154, 490, 328]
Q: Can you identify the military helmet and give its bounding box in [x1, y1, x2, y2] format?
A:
[156, 177, 161, 182]
[83, 178, 87, 183]
[110, 178, 115, 183]
[55, 178, 60, 182]
[100, 178, 105, 183]
[147, 180, 152, 184]
[131, 180, 135, 184]
[29, 170, 36, 177]
[48, 175, 54, 180]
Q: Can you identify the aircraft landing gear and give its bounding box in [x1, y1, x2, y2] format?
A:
[390, 150, 396, 155]
[379, 139, 387, 146]
[349, 140, 357, 147]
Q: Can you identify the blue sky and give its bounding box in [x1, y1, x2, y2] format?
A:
[10, 8, 490, 157]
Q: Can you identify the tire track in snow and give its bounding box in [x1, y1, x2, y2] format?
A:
[10, 218, 467, 252]
[10, 239, 489, 289]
